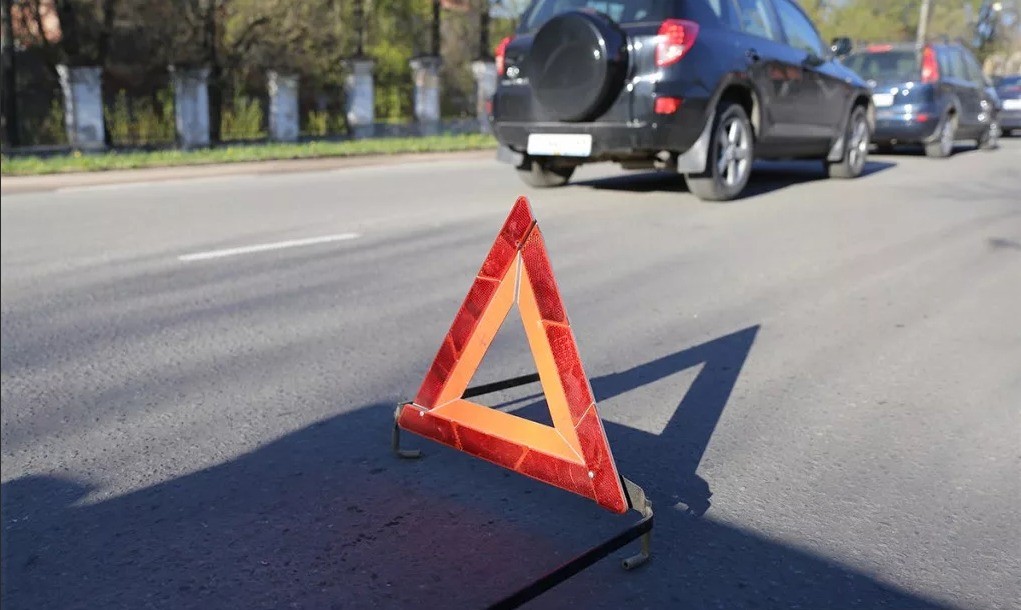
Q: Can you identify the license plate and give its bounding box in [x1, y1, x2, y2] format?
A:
[872, 93, 895, 108]
[1004, 99, 1021, 110]
[526, 133, 593, 157]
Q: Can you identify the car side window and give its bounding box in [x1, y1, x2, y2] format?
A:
[685, 0, 731, 25]
[729, 0, 780, 41]
[947, 48, 969, 81]
[961, 51, 988, 86]
[936, 47, 952, 80]
[773, 0, 825, 57]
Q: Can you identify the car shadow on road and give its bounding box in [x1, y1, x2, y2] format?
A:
[573, 160, 896, 199]
[1, 326, 952, 609]
[871, 142, 983, 157]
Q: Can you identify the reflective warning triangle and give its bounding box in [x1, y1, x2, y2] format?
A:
[397, 197, 628, 514]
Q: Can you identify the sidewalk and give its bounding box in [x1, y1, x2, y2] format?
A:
[1, 150, 495, 195]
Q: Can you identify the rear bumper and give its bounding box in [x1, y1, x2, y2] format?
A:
[998, 109, 1021, 130]
[492, 105, 709, 163]
[873, 109, 940, 143]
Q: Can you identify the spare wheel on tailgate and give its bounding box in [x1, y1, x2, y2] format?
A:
[527, 9, 629, 122]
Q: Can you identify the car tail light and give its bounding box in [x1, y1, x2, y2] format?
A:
[921, 46, 939, 83]
[656, 19, 700, 67]
[867, 44, 894, 52]
[654, 96, 682, 114]
[495, 36, 513, 76]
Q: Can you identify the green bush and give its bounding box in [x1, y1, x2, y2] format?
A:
[306, 110, 329, 137]
[106, 91, 132, 145]
[104, 89, 175, 146]
[304, 110, 347, 136]
[222, 94, 265, 141]
[24, 98, 68, 146]
[330, 112, 347, 134]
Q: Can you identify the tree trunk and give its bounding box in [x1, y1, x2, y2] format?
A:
[1, 0, 18, 146]
[205, 0, 222, 143]
[478, 0, 490, 60]
[98, 0, 116, 147]
[54, 0, 82, 63]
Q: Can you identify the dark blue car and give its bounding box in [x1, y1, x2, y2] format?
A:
[842, 41, 999, 157]
[994, 75, 1021, 135]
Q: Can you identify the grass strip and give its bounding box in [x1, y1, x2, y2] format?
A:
[1, 133, 498, 176]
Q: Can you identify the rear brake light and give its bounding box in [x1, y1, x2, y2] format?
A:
[656, 19, 699, 67]
[867, 44, 894, 52]
[654, 96, 682, 114]
[921, 46, 939, 83]
[495, 36, 513, 77]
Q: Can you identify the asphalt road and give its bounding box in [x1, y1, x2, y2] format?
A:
[2, 140, 1020, 610]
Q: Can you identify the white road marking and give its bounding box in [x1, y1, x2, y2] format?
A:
[178, 233, 360, 262]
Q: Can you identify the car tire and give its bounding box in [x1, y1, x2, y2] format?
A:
[685, 102, 754, 202]
[977, 120, 999, 150]
[516, 158, 575, 188]
[828, 105, 871, 179]
[924, 113, 957, 158]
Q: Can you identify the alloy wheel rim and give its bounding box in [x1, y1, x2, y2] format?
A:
[848, 117, 868, 171]
[716, 117, 751, 188]
[941, 119, 954, 154]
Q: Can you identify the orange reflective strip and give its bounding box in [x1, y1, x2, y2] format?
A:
[431, 399, 582, 464]
[518, 260, 583, 460]
[433, 255, 518, 406]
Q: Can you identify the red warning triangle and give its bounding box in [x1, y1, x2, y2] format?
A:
[397, 197, 629, 514]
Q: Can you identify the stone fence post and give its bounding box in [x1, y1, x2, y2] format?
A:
[170, 66, 210, 149]
[344, 58, 375, 139]
[409, 56, 442, 136]
[471, 59, 496, 134]
[268, 71, 299, 142]
[56, 65, 105, 151]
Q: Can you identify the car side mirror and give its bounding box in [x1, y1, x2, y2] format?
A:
[804, 52, 825, 67]
[831, 36, 852, 57]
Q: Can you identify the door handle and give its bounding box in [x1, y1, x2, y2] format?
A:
[746, 48, 761, 62]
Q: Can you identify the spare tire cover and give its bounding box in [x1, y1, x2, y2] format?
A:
[527, 10, 629, 122]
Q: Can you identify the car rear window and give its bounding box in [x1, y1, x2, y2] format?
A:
[843, 50, 919, 82]
[520, 0, 674, 31]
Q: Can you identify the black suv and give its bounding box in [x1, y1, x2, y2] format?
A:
[490, 0, 874, 201]
[842, 41, 1000, 156]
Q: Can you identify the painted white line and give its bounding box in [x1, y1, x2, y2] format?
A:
[178, 233, 360, 262]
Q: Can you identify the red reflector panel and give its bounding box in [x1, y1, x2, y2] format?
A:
[654, 96, 682, 114]
[867, 44, 893, 52]
[495, 36, 513, 76]
[921, 46, 939, 83]
[543, 322, 595, 425]
[520, 226, 566, 324]
[656, 19, 700, 67]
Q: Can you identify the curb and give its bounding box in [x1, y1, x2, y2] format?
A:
[1, 149, 497, 195]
